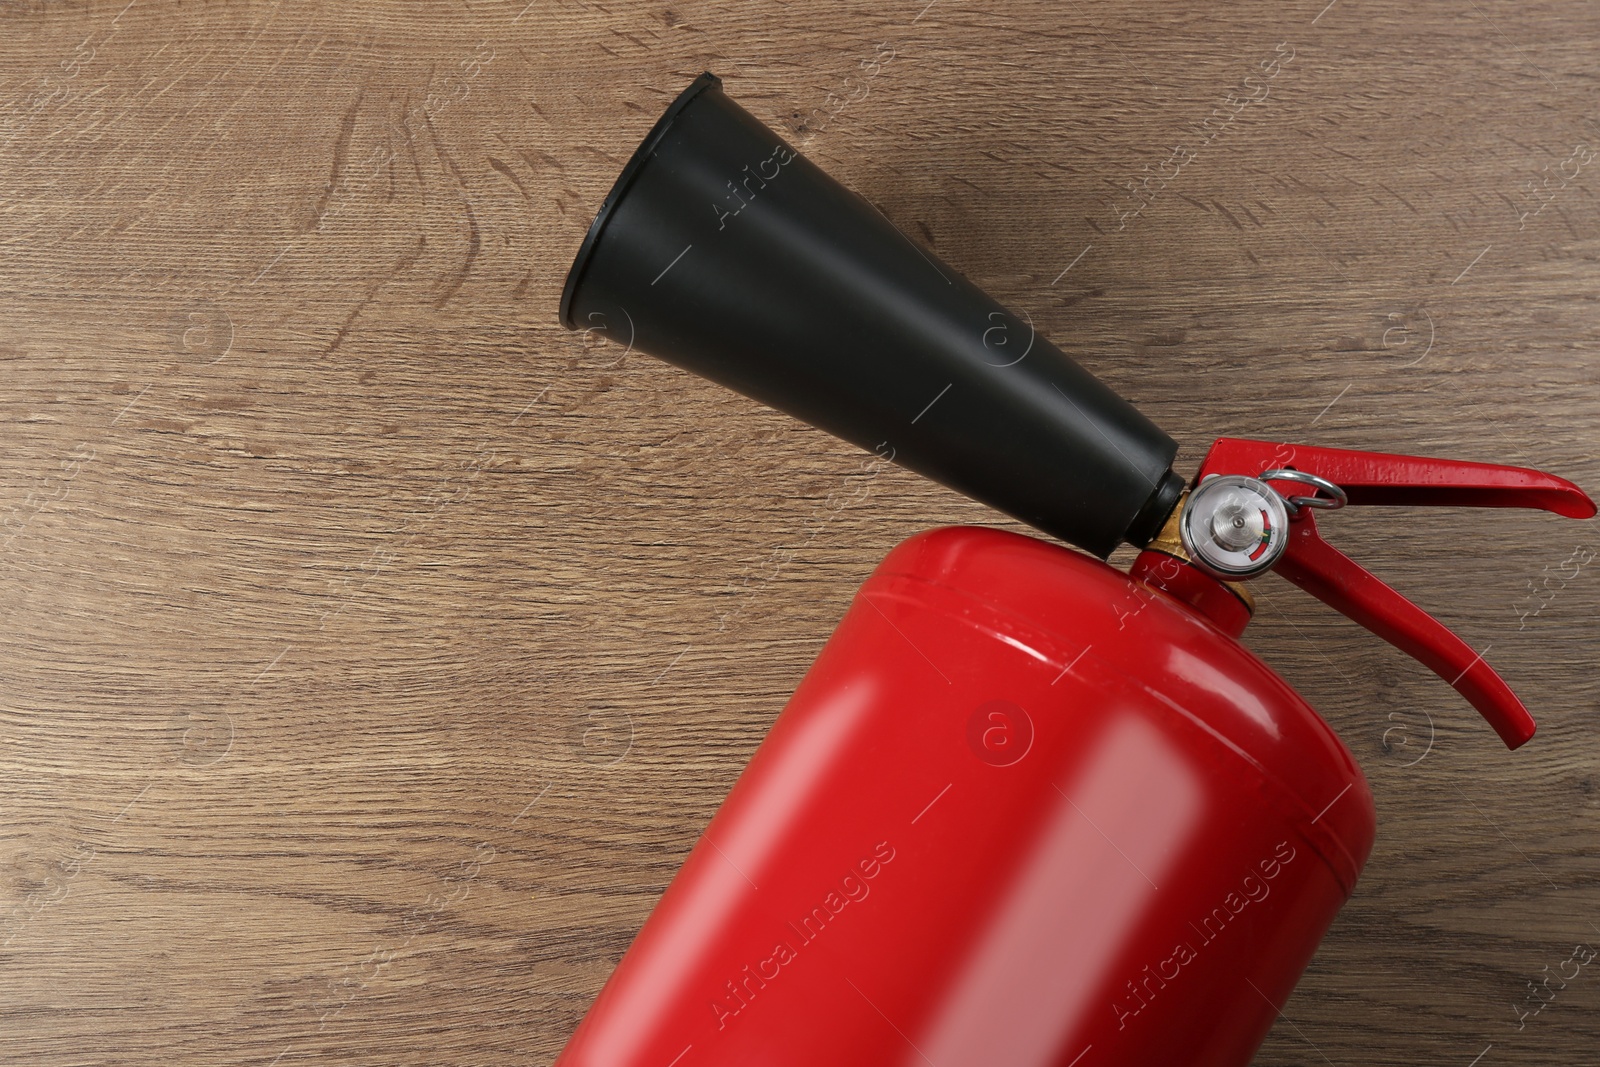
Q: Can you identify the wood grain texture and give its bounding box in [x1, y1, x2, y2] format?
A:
[1, 1, 1597, 1064]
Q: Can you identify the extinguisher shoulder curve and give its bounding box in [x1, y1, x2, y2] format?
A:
[867, 524, 1377, 885]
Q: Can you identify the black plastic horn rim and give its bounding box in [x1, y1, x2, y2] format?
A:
[558, 72, 722, 329]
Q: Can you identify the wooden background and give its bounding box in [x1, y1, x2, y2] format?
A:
[1, 1, 1597, 1063]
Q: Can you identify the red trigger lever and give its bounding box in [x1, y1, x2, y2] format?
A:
[1144, 438, 1596, 750]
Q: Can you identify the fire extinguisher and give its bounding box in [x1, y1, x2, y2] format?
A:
[552, 73, 1594, 1067]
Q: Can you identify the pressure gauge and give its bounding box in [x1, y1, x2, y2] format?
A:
[1180, 474, 1290, 579]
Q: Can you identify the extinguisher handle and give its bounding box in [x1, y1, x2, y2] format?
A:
[1199, 437, 1595, 515]
[1274, 514, 1537, 748]
[1193, 437, 1596, 750]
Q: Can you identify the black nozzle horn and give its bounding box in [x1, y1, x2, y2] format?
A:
[561, 73, 1182, 557]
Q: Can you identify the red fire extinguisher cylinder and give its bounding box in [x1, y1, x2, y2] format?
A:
[557, 525, 1376, 1066]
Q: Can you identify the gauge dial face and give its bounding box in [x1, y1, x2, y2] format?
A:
[1179, 475, 1290, 579]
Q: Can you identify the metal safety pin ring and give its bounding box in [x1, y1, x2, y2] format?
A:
[1259, 469, 1348, 515]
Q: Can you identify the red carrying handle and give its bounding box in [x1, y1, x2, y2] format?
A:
[1196, 438, 1596, 749]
